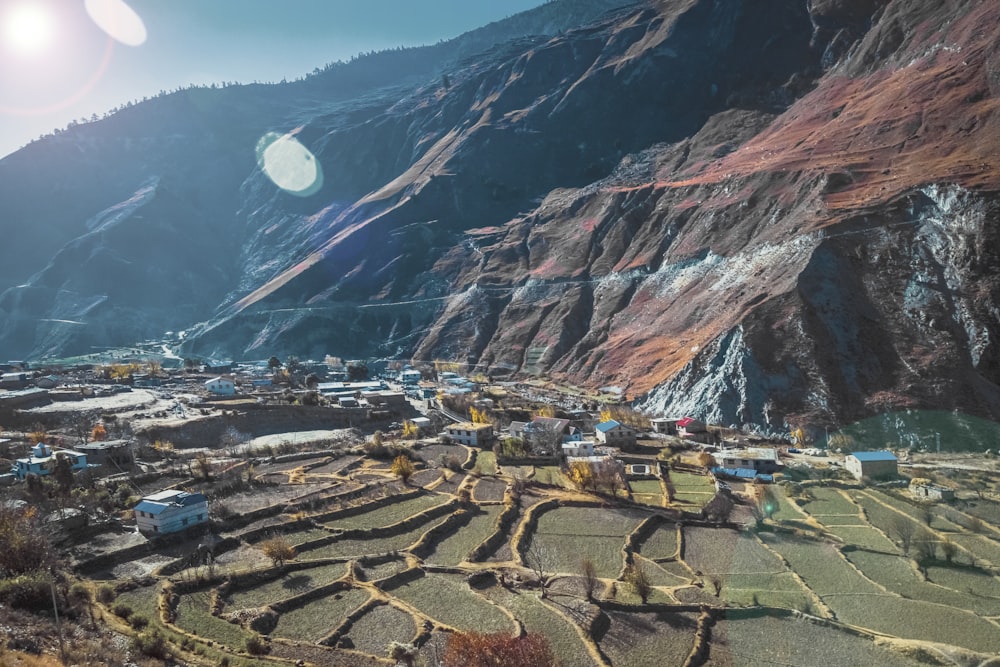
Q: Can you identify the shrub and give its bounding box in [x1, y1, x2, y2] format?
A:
[128, 613, 150, 630]
[0, 571, 51, 611]
[96, 584, 116, 603]
[112, 602, 133, 619]
[260, 536, 295, 567]
[245, 632, 268, 655]
[133, 630, 168, 659]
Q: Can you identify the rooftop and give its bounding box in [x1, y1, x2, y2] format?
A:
[850, 450, 898, 462]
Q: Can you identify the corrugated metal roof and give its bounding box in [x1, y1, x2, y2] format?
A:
[595, 420, 620, 432]
[134, 500, 170, 515]
[850, 451, 897, 462]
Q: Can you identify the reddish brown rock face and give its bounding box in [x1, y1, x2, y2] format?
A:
[2, 0, 999, 433]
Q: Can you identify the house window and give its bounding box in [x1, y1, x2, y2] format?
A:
[153, 526, 159, 532]
[198, 514, 204, 521]
[182, 518, 188, 526]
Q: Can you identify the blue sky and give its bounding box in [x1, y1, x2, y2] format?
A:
[0, 0, 546, 157]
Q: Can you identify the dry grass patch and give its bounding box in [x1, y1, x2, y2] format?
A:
[343, 604, 417, 655]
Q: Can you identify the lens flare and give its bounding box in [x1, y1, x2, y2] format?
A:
[84, 0, 146, 46]
[2, 3, 55, 57]
[256, 132, 323, 196]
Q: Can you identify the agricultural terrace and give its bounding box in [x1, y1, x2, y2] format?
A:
[68, 442, 1000, 666]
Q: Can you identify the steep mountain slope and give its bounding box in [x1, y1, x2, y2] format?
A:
[2, 0, 999, 433]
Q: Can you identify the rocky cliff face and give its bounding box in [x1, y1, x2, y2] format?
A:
[2, 0, 999, 434]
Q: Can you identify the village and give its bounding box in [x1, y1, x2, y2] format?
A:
[1, 356, 1000, 666]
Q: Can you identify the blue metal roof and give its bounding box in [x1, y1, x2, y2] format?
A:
[134, 501, 170, 515]
[851, 451, 897, 462]
[176, 492, 207, 506]
[595, 420, 621, 433]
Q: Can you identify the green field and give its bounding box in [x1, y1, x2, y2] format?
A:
[484, 586, 599, 667]
[709, 613, 926, 667]
[325, 494, 448, 530]
[388, 573, 515, 634]
[598, 610, 698, 667]
[306, 516, 452, 559]
[272, 588, 371, 642]
[343, 604, 417, 655]
[175, 591, 253, 649]
[424, 506, 502, 566]
[226, 563, 349, 609]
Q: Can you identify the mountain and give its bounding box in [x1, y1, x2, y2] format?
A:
[1, 0, 998, 435]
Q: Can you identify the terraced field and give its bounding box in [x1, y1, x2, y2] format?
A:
[85, 449, 1000, 667]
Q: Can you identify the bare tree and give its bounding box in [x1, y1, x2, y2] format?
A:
[888, 515, 917, 554]
[623, 563, 652, 604]
[524, 539, 553, 598]
[581, 559, 599, 601]
[940, 537, 958, 564]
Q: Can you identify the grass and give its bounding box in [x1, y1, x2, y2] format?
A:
[325, 494, 448, 530]
[844, 549, 1000, 615]
[388, 573, 514, 634]
[825, 525, 897, 551]
[483, 586, 599, 667]
[597, 610, 698, 667]
[711, 613, 926, 667]
[535, 506, 647, 537]
[533, 466, 567, 487]
[629, 480, 663, 495]
[343, 604, 417, 655]
[826, 593, 1000, 654]
[272, 588, 371, 643]
[174, 590, 253, 649]
[225, 563, 349, 609]
[800, 487, 860, 517]
[632, 555, 691, 587]
[760, 533, 882, 596]
[633, 494, 664, 507]
[424, 506, 502, 566]
[762, 534, 1000, 653]
[474, 451, 497, 475]
[473, 477, 507, 502]
[948, 532, 1000, 566]
[306, 516, 451, 559]
[528, 533, 626, 579]
[926, 564, 1000, 599]
[683, 528, 785, 576]
[639, 523, 677, 560]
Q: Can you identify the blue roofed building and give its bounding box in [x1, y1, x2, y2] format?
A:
[135, 490, 209, 535]
[845, 450, 898, 481]
[595, 419, 637, 450]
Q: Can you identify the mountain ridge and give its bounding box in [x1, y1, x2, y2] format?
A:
[2, 0, 999, 434]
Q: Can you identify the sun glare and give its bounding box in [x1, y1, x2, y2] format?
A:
[2, 3, 54, 57]
[84, 0, 146, 46]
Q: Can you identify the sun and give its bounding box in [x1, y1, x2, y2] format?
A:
[2, 3, 55, 57]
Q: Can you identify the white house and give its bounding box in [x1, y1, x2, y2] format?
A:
[715, 447, 782, 473]
[594, 420, 637, 449]
[444, 422, 494, 447]
[13, 443, 88, 480]
[561, 441, 596, 458]
[135, 490, 209, 535]
[205, 377, 236, 395]
[845, 451, 898, 481]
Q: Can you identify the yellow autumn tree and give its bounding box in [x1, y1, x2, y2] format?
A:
[534, 405, 556, 418]
[90, 423, 107, 441]
[568, 461, 596, 491]
[469, 406, 491, 424]
[402, 420, 420, 439]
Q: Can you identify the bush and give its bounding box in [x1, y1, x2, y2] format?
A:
[133, 630, 168, 659]
[112, 602, 133, 619]
[128, 613, 150, 630]
[245, 632, 268, 655]
[96, 584, 116, 603]
[0, 571, 51, 611]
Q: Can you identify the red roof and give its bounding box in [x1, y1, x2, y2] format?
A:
[676, 417, 698, 427]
